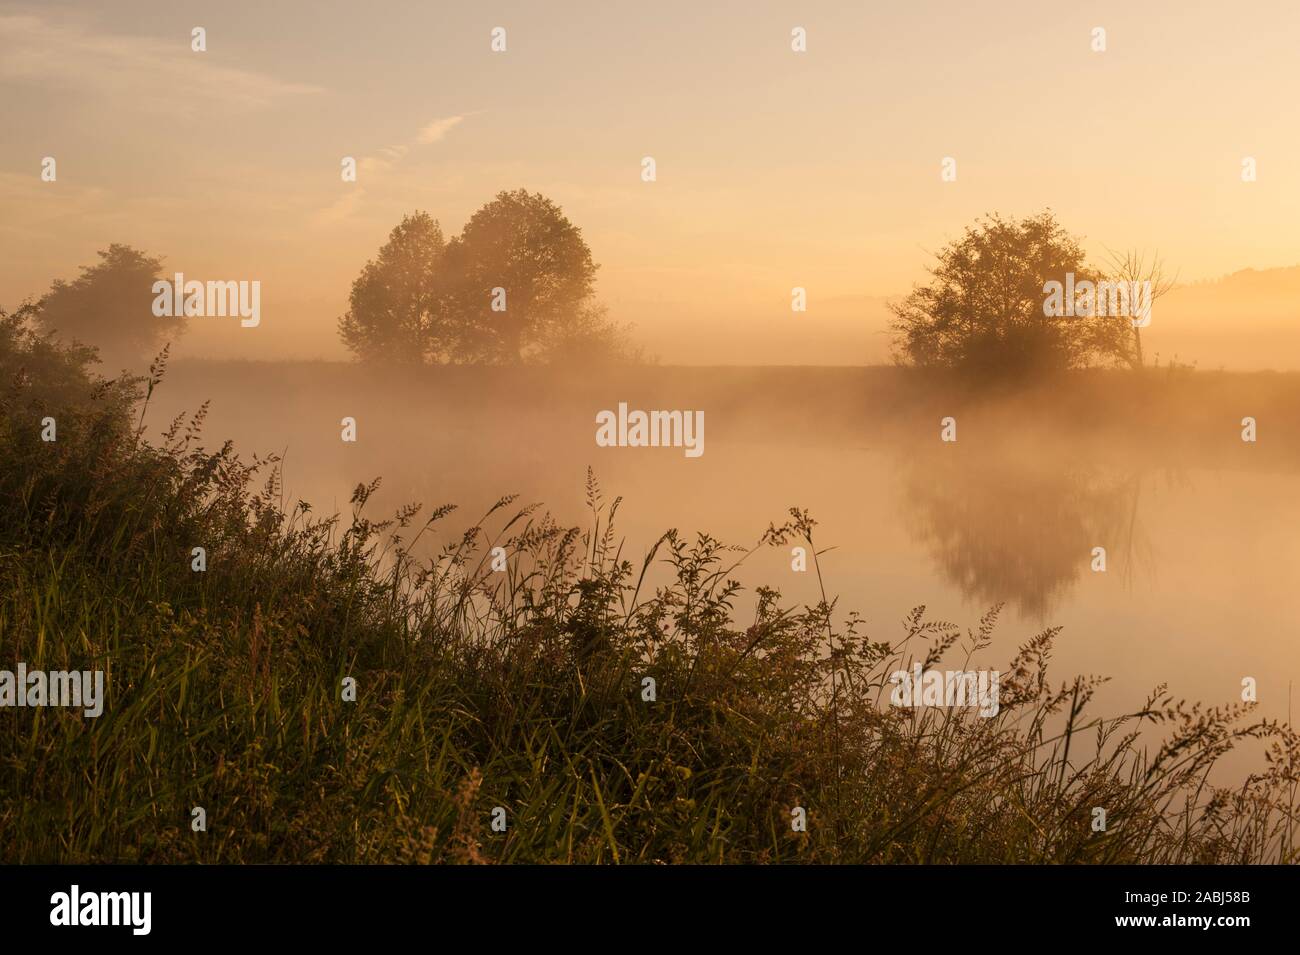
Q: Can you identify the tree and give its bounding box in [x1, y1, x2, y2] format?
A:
[889, 212, 1131, 379]
[338, 212, 451, 364]
[341, 192, 638, 365]
[36, 244, 176, 369]
[444, 190, 600, 363]
[1103, 248, 1178, 370]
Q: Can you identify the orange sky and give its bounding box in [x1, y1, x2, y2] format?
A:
[2, 0, 1298, 365]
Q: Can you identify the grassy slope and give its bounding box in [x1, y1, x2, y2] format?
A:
[2, 317, 1297, 863]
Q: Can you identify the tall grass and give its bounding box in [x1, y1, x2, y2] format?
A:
[1, 306, 1297, 863]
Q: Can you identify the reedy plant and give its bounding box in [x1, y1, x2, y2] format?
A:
[1, 307, 1296, 864]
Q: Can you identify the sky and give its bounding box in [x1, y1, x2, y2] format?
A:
[1, 0, 1298, 364]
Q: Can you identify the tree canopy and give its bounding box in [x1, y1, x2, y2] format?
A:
[36, 244, 177, 369]
[339, 190, 638, 365]
[338, 212, 450, 365]
[889, 212, 1134, 378]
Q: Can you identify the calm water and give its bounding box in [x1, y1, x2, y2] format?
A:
[153, 362, 1300, 773]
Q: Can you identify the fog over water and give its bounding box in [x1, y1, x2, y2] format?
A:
[148, 361, 1300, 775]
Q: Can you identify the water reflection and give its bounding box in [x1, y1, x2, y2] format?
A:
[898, 450, 1159, 620]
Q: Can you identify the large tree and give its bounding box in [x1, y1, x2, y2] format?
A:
[889, 212, 1132, 378]
[341, 192, 637, 365]
[445, 190, 600, 363]
[338, 212, 451, 364]
[36, 244, 176, 369]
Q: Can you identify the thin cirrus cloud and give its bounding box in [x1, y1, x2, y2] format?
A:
[321, 115, 473, 224]
[415, 115, 466, 145]
[358, 145, 410, 176]
[357, 116, 471, 176]
[0, 12, 322, 112]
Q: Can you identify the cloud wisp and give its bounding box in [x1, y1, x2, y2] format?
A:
[0, 13, 322, 112]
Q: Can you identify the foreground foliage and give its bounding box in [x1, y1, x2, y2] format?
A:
[1, 306, 1296, 863]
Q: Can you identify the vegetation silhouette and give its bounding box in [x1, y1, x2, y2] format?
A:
[339, 190, 639, 366]
[890, 212, 1163, 381]
[2, 307, 1296, 863]
[35, 244, 178, 371]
